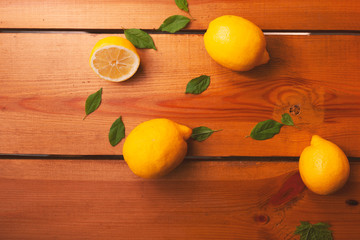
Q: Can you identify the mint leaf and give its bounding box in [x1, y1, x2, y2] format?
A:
[185, 75, 210, 94]
[294, 221, 333, 240]
[159, 15, 191, 33]
[191, 126, 222, 142]
[124, 29, 156, 50]
[84, 88, 102, 119]
[250, 119, 283, 140]
[175, 0, 189, 12]
[281, 113, 294, 126]
[109, 116, 125, 147]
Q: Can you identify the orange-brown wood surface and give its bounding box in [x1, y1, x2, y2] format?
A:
[0, 159, 359, 240]
[1, 1, 360, 239]
[0, 33, 359, 156]
[0, 0, 360, 30]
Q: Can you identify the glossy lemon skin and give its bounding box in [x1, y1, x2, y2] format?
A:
[123, 118, 192, 179]
[299, 135, 350, 195]
[204, 15, 269, 71]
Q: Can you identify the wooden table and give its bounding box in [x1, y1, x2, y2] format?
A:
[1, 1, 359, 239]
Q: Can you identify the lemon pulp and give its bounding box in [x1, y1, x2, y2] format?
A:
[89, 36, 140, 82]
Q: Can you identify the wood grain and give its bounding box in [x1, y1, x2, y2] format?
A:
[0, 0, 359, 31]
[0, 159, 359, 240]
[0, 33, 359, 156]
[2, 1, 359, 239]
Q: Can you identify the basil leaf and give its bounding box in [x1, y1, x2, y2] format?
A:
[124, 29, 156, 50]
[175, 0, 189, 12]
[109, 116, 125, 147]
[191, 126, 222, 142]
[250, 119, 283, 140]
[158, 15, 191, 33]
[185, 75, 210, 94]
[294, 221, 333, 240]
[281, 113, 294, 126]
[84, 88, 102, 119]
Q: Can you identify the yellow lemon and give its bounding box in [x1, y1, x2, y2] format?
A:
[123, 118, 192, 178]
[204, 15, 269, 71]
[89, 36, 140, 82]
[299, 135, 350, 195]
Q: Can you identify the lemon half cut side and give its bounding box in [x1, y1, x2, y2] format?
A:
[89, 36, 140, 82]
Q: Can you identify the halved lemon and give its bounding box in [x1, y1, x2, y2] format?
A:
[89, 36, 140, 82]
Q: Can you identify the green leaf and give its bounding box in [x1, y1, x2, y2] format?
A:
[158, 15, 191, 33]
[281, 113, 294, 126]
[124, 29, 156, 50]
[175, 0, 189, 12]
[109, 116, 125, 147]
[84, 88, 102, 119]
[191, 126, 222, 142]
[185, 75, 210, 94]
[250, 119, 283, 140]
[294, 221, 333, 240]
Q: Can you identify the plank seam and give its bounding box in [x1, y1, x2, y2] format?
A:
[0, 29, 360, 35]
[0, 154, 359, 162]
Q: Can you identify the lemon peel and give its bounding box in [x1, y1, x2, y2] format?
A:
[123, 118, 192, 178]
[204, 15, 269, 71]
[299, 135, 350, 195]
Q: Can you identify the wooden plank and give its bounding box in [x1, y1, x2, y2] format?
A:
[0, 159, 359, 239]
[0, 33, 359, 156]
[0, 0, 359, 31]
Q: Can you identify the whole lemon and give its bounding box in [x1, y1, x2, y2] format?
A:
[123, 118, 192, 178]
[299, 135, 350, 195]
[204, 15, 269, 71]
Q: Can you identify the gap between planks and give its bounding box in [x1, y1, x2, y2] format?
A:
[0, 154, 359, 162]
[0, 28, 360, 36]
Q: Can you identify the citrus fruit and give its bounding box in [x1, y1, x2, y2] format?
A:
[123, 118, 192, 178]
[299, 135, 350, 195]
[89, 36, 140, 82]
[203, 15, 269, 71]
